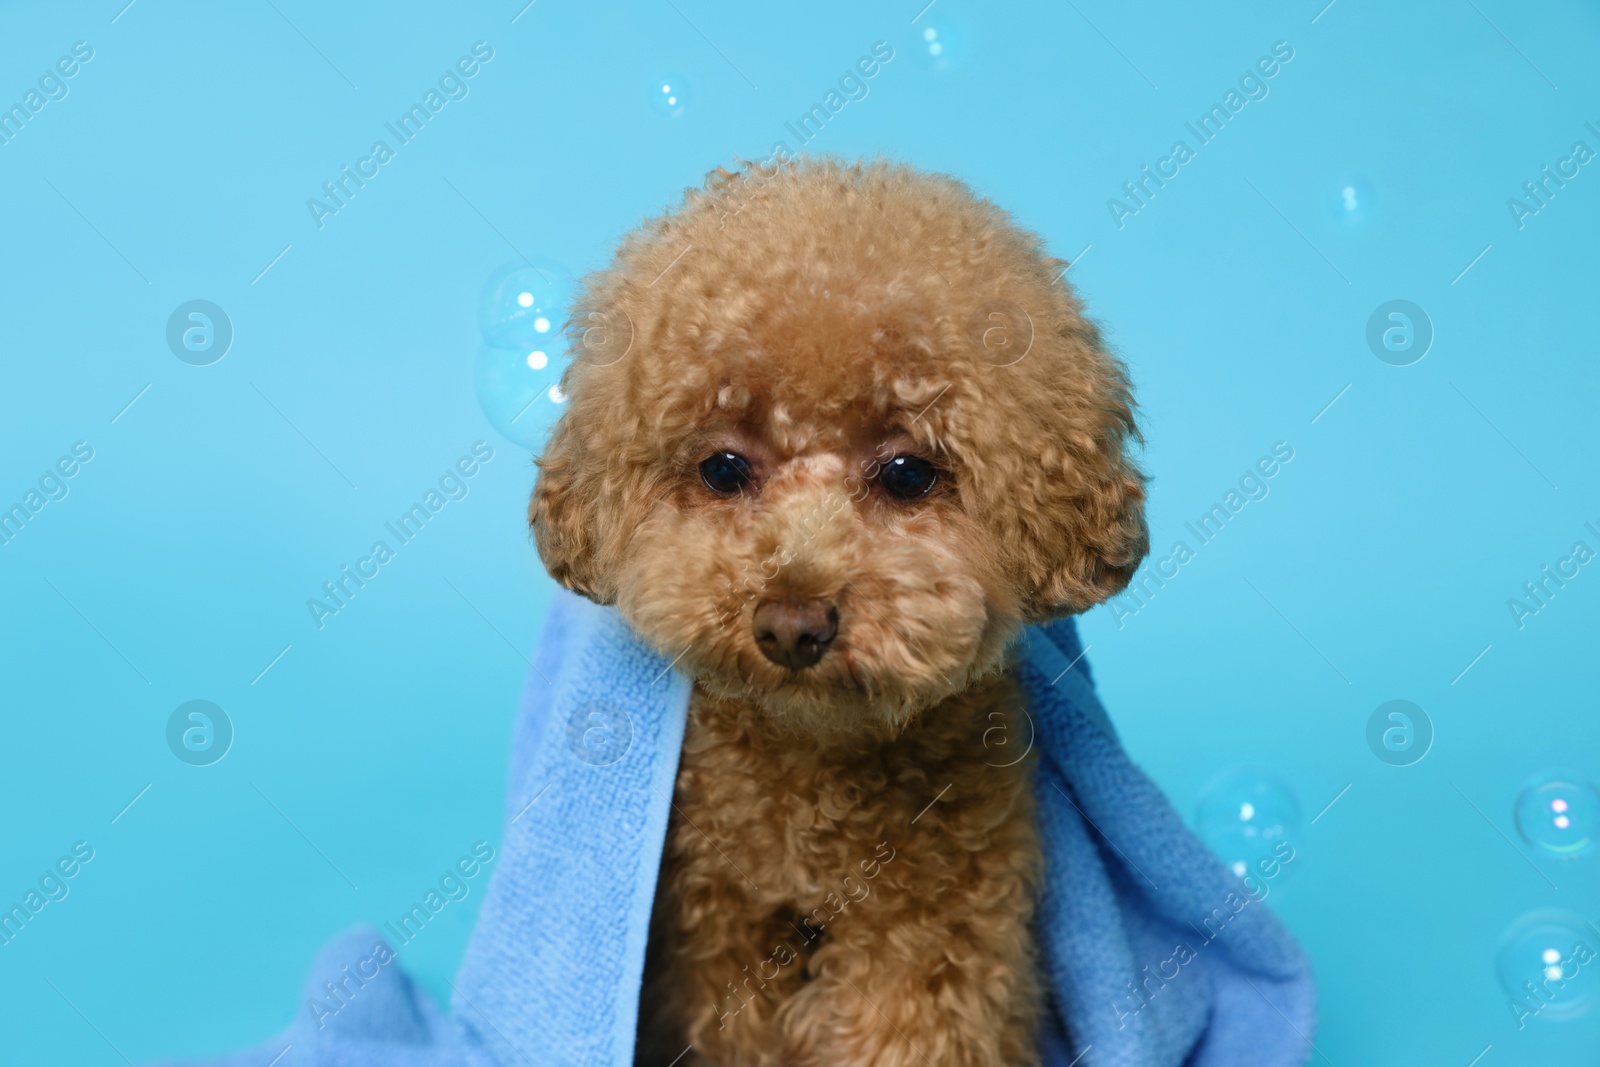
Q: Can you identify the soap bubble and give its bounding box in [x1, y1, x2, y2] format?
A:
[1496, 910, 1600, 1021]
[1332, 178, 1375, 226]
[1515, 773, 1599, 857]
[1196, 771, 1300, 882]
[474, 343, 566, 450]
[917, 21, 969, 71]
[479, 261, 573, 350]
[650, 74, 690, 118]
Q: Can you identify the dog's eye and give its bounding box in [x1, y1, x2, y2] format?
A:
[879, 456, 938, 500]
[699, 452, 752, 495]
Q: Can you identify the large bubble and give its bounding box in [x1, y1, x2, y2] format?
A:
[1497, 910, 1600, 1023]
[479, 261, 573, 350]
[474, 344, 566, 450]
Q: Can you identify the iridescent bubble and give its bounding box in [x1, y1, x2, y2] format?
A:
[1514, 773, 1599, 857]
[1196, 771, 1300, 883]
[479, 261, 573, 350]
[1496, 910, 1600, 1021]
[650, 74, 690, 118]
[474, 343, 565, 450]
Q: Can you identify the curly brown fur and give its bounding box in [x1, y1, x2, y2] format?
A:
[530, 158, 1147, 1066]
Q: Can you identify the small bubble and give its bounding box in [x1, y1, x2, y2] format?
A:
[916, 20, 968, 69]
[650, 74, 690, 118]
[1334, 178, 1374, 225]
[1196, 771, 1300, 882]
[1515, 773, 1599, 857]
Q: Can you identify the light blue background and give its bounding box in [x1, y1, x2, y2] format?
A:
[1, 1, 1596, 1063]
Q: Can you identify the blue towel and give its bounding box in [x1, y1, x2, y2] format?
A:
[155, 589, 1314, 1067]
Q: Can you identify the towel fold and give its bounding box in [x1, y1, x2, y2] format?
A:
[153, 590, 1313, 1067]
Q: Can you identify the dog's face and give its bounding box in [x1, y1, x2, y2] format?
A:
[531, 160, 1147, 734]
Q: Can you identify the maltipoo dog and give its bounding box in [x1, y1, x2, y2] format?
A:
[531, 158, 1147, 1066]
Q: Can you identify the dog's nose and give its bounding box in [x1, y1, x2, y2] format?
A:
[752, 598, 838, 670]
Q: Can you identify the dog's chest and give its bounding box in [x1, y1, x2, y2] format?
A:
[662, 680, 1036, 910]
[638, 679, 1044, 1064]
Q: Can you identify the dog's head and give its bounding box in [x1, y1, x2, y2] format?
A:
[531, 159, 1146, 734]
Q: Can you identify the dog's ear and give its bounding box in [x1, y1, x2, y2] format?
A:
[529, 398, 622, 604]
[1017, 443, 1148, 620]
[983, 316, 1149, 622]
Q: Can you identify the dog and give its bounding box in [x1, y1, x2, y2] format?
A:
[530, 158, 1148, 1066]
